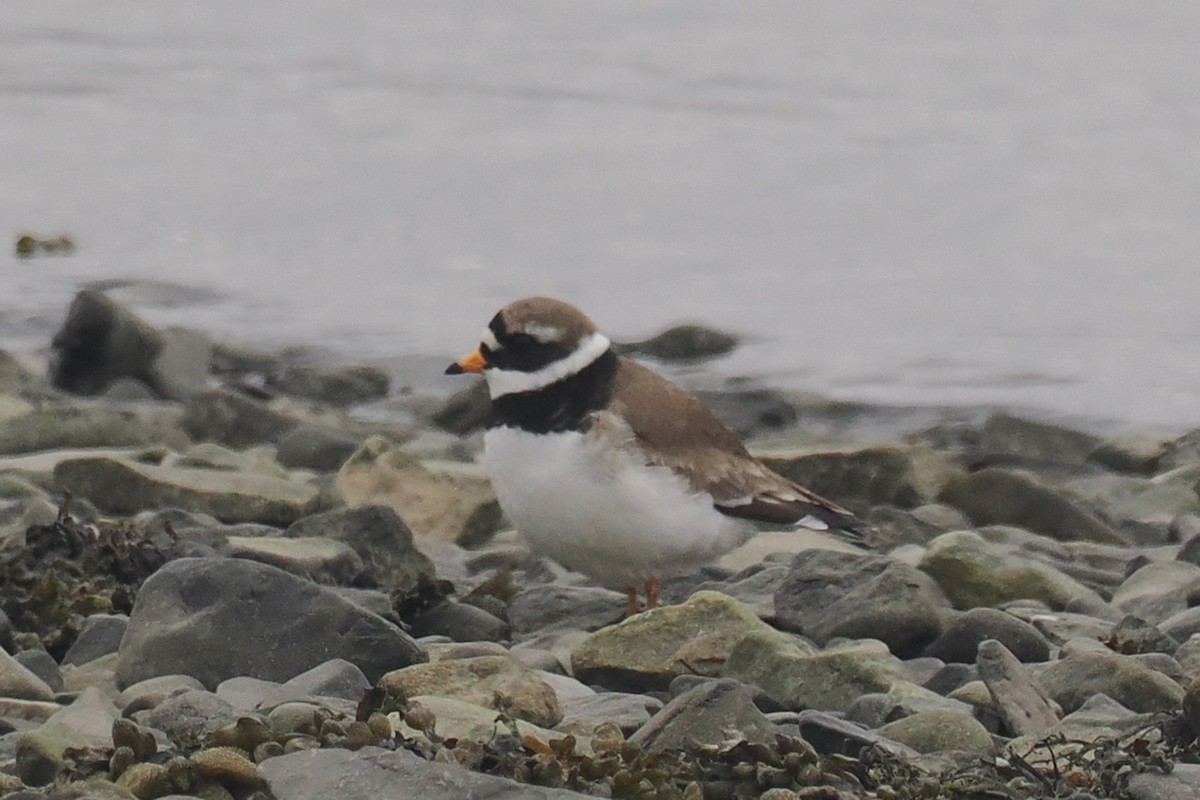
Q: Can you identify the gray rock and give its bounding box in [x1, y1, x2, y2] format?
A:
[116, 557, 425, 689]
[938, 468, 1124, 544]
[775, 550, 950, 658]
[117, 674, 206, 714]
[0, 403, 190, 455]
[13, 650, 63, 694]
[285, 505, 434, 594]
[877, 709, 994, 756]
[1107, 615, 1179, 655]
[867, 505, 946, 549]
[278, 658, 370, 703]
[150, 327, 212, 401]
[0, 648, 55, 701]
[378, 656, 562, 728]
[922, 663, 977, 696]
[216, 675, 283, 710]
[258, 745, 590, 799]
[1087, 433, 1166, 475]
[227, 535, 365, 584]
[556, 692, 661, 737]
[976, 639, 1060, 737]
[1112, 561, 1200, 624]
[1032, 647, 1184, 713]
[694, 386, 798, 439]
[923, 608, 1051, 664]
[408, 601, 510, 643]
[508, 585, 625, 639]
[795, 709, 921, 758]
[924, 412, 1101, 471]
[266, 364, 389, 407]
[620, 323, 738, 362]
[1127, 764, 1200, 800]
[54, 456, 322, 526]
[696, 564, 790, 619]
[844, 683, 972, 729]
[1177, 532, 1200, 565]
[140, 689, 240, 741]
[1161, 429, 1200, 472]
[431, 381, 490, 435]
[62, 613, 128, 666]
[182, 388, 301, 448]
[14, 687, 118, 786]
[276, 425, 362, 471]
[628, 679, 778, 752]
[49, 289, 163, 396]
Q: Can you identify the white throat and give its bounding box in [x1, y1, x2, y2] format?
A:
[485, 331, 611, 399]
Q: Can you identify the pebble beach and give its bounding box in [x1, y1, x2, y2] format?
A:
[1, 288, 1200, 799]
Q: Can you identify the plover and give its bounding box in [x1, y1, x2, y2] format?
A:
[446, 297, 862, 616]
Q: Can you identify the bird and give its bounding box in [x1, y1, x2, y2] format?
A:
[446, 297, 863, 616]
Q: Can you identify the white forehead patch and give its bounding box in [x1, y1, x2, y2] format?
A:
[480, 328, 500, 351]
[485, 332, 611, 399]
[522, 323, 565, 344]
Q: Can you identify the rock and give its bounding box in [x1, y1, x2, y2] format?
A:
[695, 563, 790, 618]
[334, 436, 498, 544]
[116, 762, 171, 798]
[919, 531, 1107, 611]
[694, 386, 798, 438]
[0, 348, 50, 399]
[774, 550, 950, 658]
[266, 364, 389, 407]
[1087, 433, 1166, 476]
[0, 404, 189, 455]
[276, 658, 370, 704]
[49, 290, 163, 396]
[1127, 764, 1200, 800]
[876, 710, 993, 756]
[62, 613, 128, 666]
[140, 689, 240, 741]
[149, 327, 212, 401]
[116, 557, 424, 689]
[760, 445, 959, 514]
[54, 456, 322, 526]
[570, 591, 776, 692]
[13, 650, 63, 694]
[15, 687, 119, 786]
[408, 601, 510, 643]
[276, 425, 362, 472]
[394, 695, 566, 746]
[556, 692, 661, 737]
[430, 381, 490, 435]
[795, 710, 921, 758]
[844, 682, 973, 729]
[181, 388, 302, 448]
[226, 535, 364, 585]
[923, 608, 1051, 664]
[924, 412, 1102, 471]
[285, 505, 434, 594]
[1106, 615, 1179, 655]
[976, 639, 1060, 737]
[620, 323, 739, 362]
[61, 651, 120, 695]
[508, 585, 626, 639]
[865, 505, 947, 549]
[722, 631, 905, 712]
[0, 648, 55, 701]
[1064, 469, 1200, 528]
[1111, 561, 1200, 624]
[117, 675, 206, 715]
[629, 679, 778, 752]
[1161, 429, 1200, 471]
[258, 743, 590, 800]
[379, 656, 561, 728]
[1005, 605, 1115, 646]
[938, 468, 1124, 544]
[1031, 647, 1184, 713]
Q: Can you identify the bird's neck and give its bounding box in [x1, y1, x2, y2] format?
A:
[488, 349, 618, 433]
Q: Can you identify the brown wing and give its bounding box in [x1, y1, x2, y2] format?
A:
[606, 358, 862, 537]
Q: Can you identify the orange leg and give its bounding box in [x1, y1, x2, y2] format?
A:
[645, 576, 662, 610]
[626, 585, 640, 618]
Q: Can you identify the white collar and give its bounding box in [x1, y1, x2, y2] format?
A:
[485, 331, 611, 399]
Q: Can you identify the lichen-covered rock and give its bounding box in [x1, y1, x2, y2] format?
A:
[923, 607, 1051, 663]
[570, 591, 775, 692]
[379, 656, 562, 728]
[876, 710, 994, 756]
[1031, 647, 1184, 714]
[0, 403, 189, 455]
[15, 687, 120, 786]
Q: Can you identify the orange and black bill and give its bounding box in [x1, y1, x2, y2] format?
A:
[445, 348, 488, 375]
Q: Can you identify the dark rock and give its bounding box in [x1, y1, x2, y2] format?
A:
[1161, 429, 1200, 471]
[116, 557, 425, 689]
[795, 709, 921, 758]
[407, 601, 510, 643]
[1087, 434, 1165, 476]
[923, 608, 1051, 664]
[866, 505, 946, 549]
[628, 679, 778, 752]
[1106, 615, 1179, 656]
[922, 663, 976, 696]
[976, 639, 1059, 737]
[258, 745, 590, 800]
[508, 585, 625, 639]
[13, 650, 63, 694]
[266, 364, 389, 407]
[284, 505, 434, 594]
[762, 445, 959, 514]
[694, 386, 797, 439]
[620, 323, 739, 362]
[276, 425, 362, 472]
[1177, 532, 1200, 566]
[938, 467, 1125, 544]
[0, 607, 13, 653]
[774, 550, 950, 658]
[431, 381, 490, 435]
[923, 412, 1102, 471]
[62, 613, 128, 666]
[49, 290, 163, 396]
[181, 388, 302, 448]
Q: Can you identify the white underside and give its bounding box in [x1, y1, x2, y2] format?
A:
[483, 426, 746, 588]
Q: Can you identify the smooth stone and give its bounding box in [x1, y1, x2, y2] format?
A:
[1005, 605, 1115, 646]
[795, 709, 921, 758]
[407, 601, 510, 644]
[0, 649, 55, 701]
[423, 641, 510, 662]
[117, 675, 206, 714]
[774, 549, 950, 658]
[1127, 764, 1200, 800]
[923, 412, 1101, 470]
[15, 687, 119, 786]
[216, 676, 283, 711]
[226, 535, 364, 585]
[181, 388, 302, 448]
[508, 585, 626, 639]
[1087, 433, 1166, 475]
[570, 591, 776, 692]
[54, 456, 322, 526]
[396, 695, 567, 747]
[620, 323, 738, 362]
[285, 504, 434, 594]
[976, 639, 1060, 737]
[12, 650, 63, 694]
[62, 614, 128, 667]
[140, 689, 239, 741]
[1161, 429, 1200, 472]
[923, 607, 1051, 663]
[1177, 635, 1200, 680]
[116, 557, 424, 689]
[275, 659, 370, 704]
[556, 692, 661, 737]
[334, 436, 497, 544]
[844, 682, 972, 729]
[1031, 648, 1184, 713]
[1107, 615, 1179, 655]
[938, 468, 1124, 544]
[877, 710, 994, 756]
[919, 531, 1107, 610]
[0, 404, 189, 455]
[1111, 561, 1200, 624]
[60, 651, 120, 696]
[378, 656, 562, 728]
[275, 425, 362, 472]
[629, 679, 779, 753]
[1064, 469, 1200, 527]
[722, 631, 904, 712]
[257, 743, 590, 799]
[265, 364, 389, 407]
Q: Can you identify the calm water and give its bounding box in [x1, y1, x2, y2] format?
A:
[4, 2, 1200, 427]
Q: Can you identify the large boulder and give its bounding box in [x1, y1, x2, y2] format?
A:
[116, 558, 424, 689]
[773, 550, 950, 657]
[49, 290, 163, 395]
